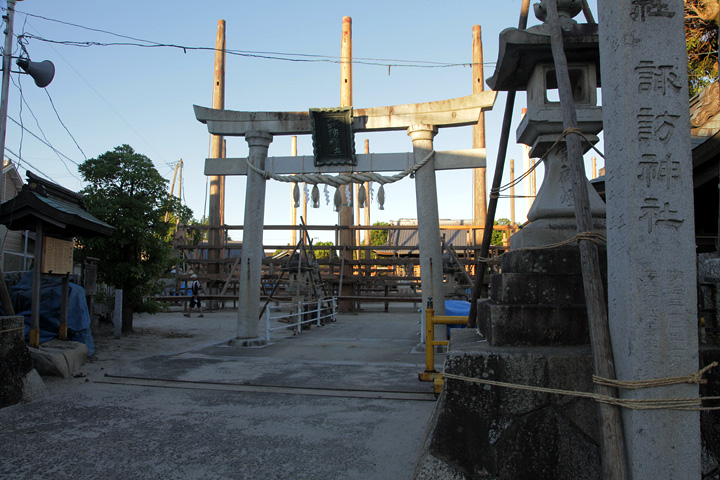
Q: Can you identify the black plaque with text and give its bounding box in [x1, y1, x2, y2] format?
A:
[310, 107, 356, 167]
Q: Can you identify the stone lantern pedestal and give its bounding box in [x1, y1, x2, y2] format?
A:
[417, 4, 608, 477]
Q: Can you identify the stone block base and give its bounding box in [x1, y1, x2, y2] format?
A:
[420, 329, 601, 479]
[228, 337, 268, 347]
[478, 246, 606, 347]
[0, 316, 36, 408]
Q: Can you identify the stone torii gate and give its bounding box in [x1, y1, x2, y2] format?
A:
[195, 90, 497, 344]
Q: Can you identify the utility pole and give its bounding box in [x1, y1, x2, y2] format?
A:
[472, 25, 487, 245]
[208, 20, 226, 279]
[338, 16, 354, 312]
[0, 0, 18, 317]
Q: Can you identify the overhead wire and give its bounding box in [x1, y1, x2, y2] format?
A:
[15, 15, 169, 164]
[13, 9, 497, 70]
[10, 76, 82, 180]
[7, 115, 81, 168]
[43, 89, 87, 162]
[5, 145, 54, 180]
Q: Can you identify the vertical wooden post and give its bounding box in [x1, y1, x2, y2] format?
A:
[509, 159, 516, 224]
[291, 135, 298, 245]
[472, 25, 487, 244]
[208, 19, 226, 278]
[591, 156, 597, 179]
[338, 16, 354, 312]
[59, 275, 69, 341]
[364, 139, 371, 275]
[30, 221, 42, 348]
[545, 1, 627, 478]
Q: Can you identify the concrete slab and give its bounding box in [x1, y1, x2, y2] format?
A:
[0, 305, 438, 480]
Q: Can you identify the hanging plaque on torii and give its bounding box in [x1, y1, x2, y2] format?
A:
[309, 107, 356, 167]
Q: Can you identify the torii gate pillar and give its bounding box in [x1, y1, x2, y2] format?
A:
[233, 131, 273, 345]
[408, 125, 446, 319]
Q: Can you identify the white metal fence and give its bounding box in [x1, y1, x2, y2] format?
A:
[265, 297, 337, 342]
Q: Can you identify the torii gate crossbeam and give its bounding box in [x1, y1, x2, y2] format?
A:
[194, 90, 497, 344]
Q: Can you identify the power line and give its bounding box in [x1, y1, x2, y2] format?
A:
[5, 145, 54, 180]
[10, 76, 79, 180]
[44, 88, 87, 162]
[7, 115, 80, 167]
[15, 14, 169, 164]
[13, 10, 497, 70]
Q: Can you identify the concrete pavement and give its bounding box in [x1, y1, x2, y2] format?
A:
[0, 303, 441, 479]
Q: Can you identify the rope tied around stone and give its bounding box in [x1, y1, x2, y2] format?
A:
[489, 126, 605, 200]
[443, 361, 720, 411]
[245, 150, 436, 187]
[475, 231, 607, 265]
[593, 361, 718, 390]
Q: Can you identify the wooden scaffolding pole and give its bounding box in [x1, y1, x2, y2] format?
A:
[338, 16, 354, 312]
[208, 19, 226, 276]
[472, 24, 487, 244]
[545, 0, 627, 478]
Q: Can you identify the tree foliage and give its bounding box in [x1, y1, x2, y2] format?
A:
[686, 0, 719, 96]
[491, 218, 512, 246]
[77, 145, 191, 333]
[313, 241, 335, 260]
[371, 222, 390, 246]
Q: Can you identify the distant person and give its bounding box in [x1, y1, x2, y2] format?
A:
[184, 274, 204, 318]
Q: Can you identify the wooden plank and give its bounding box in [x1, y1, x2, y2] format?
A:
[219, 256, 241, 296]
[545, 1, 627, 478]
[204, 149, 487, 176]
[193, 90, 497, 136]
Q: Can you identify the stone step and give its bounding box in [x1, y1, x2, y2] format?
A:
[500, 246, 607, 275]
[490, 272, 591, 305]
[478, 299, 590, 346]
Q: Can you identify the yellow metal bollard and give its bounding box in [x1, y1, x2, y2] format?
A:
[418, 300, 469, 394]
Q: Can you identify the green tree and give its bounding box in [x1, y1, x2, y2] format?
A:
[371, 222, 389, 246]
[686, 0, 719, 96]
[77, 145, 191, 333]
[491, 218, 511, 245]
[313, 241, 335, 260]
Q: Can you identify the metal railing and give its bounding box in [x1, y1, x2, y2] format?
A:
[265, 297, 337, 342]
[418, 302, 468, 394]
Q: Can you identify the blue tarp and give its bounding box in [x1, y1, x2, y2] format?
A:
[8, 272, 94, 355]
[445, 299, 470, 336]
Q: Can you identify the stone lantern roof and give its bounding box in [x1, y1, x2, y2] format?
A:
[486, 12, 600, 92]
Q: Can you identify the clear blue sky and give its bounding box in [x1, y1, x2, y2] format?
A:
[3, 0, 600, 245]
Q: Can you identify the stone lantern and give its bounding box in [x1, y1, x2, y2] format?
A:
[487, 0, 606, 248]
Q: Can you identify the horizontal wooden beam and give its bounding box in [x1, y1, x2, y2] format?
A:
[205, 149, 486, 176]
[193, 91, 497, 136]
